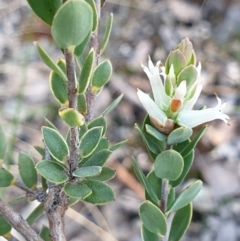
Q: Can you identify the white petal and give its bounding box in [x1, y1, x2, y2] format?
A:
[173, 80, 187, 101]
[177, 97, 229, 128]
[137, 89, 167, 125]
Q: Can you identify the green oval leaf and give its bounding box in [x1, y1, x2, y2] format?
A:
[74, 31, 91, 56]
[145, 124, 166, 141]
[77, 94, 87, 115]
[91, 137, 109, 155]
[87, 167, 116, 181]
[36, 160, 68, 184]
[146, 170, 162, 200]
[59, 108, 85, 127]
[42, 126, 69, 163]
[79, 49, 95, 94]
[139, 201, 167, 237]
[64, 182, 92, 198]
[81, 149, 111, 167]
[85, 0, 98, 32]
[141, 225, 159, 241]
[169, 180, 202, 212]
[154, 150, 184, 181]
[102, 93, 123, 116]
[79, 127, 103, 157]
[39, 226, 51, 241]
[52, 0, 93, 49]
[0, 168, 15, 187]
[45, 118, 58, 131]
[73, 166, 102, 177]
[18, 152, 38, 190]
[177, 65, 198, 88]
[88, 116, 107, 135]
[27, 0, 62, 25]
[26, 204, 44, 225]
[83, 180, 115, 205]
[50, 59, 68, 105]
[167, 127, 193, 145]
[0, 215, 12, 237]
[168, 203, 192, 241]
[91, 59, 112, 94]
[99, 13, 113, 55]
[0, 125, 7, 166]
[34, 42, 67, 81]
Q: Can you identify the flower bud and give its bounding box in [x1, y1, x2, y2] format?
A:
[176, 37, 195, 65]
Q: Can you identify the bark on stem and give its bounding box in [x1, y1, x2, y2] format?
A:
[86, 0, 101, 123]
[0, 197, 43, 241]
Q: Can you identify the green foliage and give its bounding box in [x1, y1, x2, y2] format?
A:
[0, 215, 12, 237]
[109, 139, 127, 151]
[39, 226, 51, 241]
[79, 127, 103, 157]
[74, 31, 91, 56]
[141, 225, 159, 241]
[26, 204, 44, 225]
[139, 201, 167, 237]
[0, 168, 15, 187]
[42, 126, 69, 163]
[77, 94, 87, 114]
[83, 180, 115, 204]
[87, 167, 116, 181]
[167, 127, 193, 145]
[26, 0, 62, 25]
[168, 203, 192, 241]
[73, 166, 102, 177]
[59, 108, 85, 127]
[154, 150, 184, 181]
[64, 182, 92, 198]
[102, 93, 123, 115]
[85, 0, 98, 32]
[18, 152, 38, 189]
[51, 0, 93, 49]
[0, 125, 7, 166]
[145, 124, 166, 142]
[88, 116, 107, 135]
[36, 160, 68, 184]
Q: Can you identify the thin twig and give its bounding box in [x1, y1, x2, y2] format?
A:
[86, 0, 101, 123]
[0, 197, 43, 241]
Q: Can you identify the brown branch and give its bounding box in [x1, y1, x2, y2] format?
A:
[86, 0, 101, 123]
[0, 197, 43, 241]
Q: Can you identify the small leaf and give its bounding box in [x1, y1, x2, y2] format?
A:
[146, 170, 162, 200]
[36, 160, 68, 184]
[42, 126, 69, 163]
[77, 94, 87, 114]
[102, 93, 123, 116]
[50, 59, 68, 105]
[180, 125, 207, 157]
[91, 137, 109, 155]
[170, 151, 194, 187]
[69, 197, 80, 206]
[73, 166, 102, 177]
[139, 201, 167, 237]
[169, 180, 202, 212]
[74, 31, 91, 56]
[141, 225, 159, 241]
[88, 116, 107, 135]
[18, 152, 38, 189]
[79, 127, 103, 157]
[79, 123, 88, 139]
[131, 157, 159, 205]
[26, 204, 44, 225]
[52, 0, 93, 48]
[0, 125, 7, 166]
[177, 65, 198, 89]
[26, 0, 62, 25]
[79, 49, 95, 94]
[0, 215, 12, 237]
[83, 180, 115, 205]
[59, 108, 85, 127]
[64, 182, 92, 198]
[168, 203, 192, 241]
[87, 167, 116, 181]
[0, 168, 15, 187]
[81, 149, 111, 167]
[145, 124, 167, 141]
[99, 13, 113, 55]
[45, 118, 58, 131]
[167, 127, 193, 145]
[91, 59, 112, 94]
[39, 226, 51, 241]
[109, 139, 127, 151]
[34, 146, 45, 159]
[154, 150, 184, 181]
[34, 42, 67, 81]
[85, 0, 98, 32]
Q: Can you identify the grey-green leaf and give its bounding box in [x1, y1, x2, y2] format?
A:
[0, 125, 7, 166]
[73, 166, 102, 177]
[167, 127, 193, 145]
[0, 215, 11, 237]
[51, 0, 93, 49]
[85, 0, 98, 32]
[169, 180, 202, 212]
[83, 180, 115, 205]
[42, 126, 69, 163]
[155, 150, 184, 181]
[74, 31, 91, 56]
[109, 139, 127, 151]
[87, 167, 116, 181]
[0, 168, 15, 187]
[18, 152, 38, 189]
[145, 124, 167, 141]
[79, 127, 103, 157]
[139, 201, 167, 237]
[168, 203, 192, 241]
[88, 116, 107, 135]
[102, 93, 123, 116]
[141, 225, 159, 241]
[26, 204, 44, 225]
[36, 160, 68, 184]
[64, 182, 92, 198]
[77, 94, 87, 115]
[39, 226, 51, 241]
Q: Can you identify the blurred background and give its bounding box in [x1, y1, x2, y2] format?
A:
[0, 0, 240, 240]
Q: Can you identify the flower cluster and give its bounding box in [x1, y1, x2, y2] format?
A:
[137, 38, 229, 134]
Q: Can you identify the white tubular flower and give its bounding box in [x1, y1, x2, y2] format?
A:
[177, 97, 230, 128]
